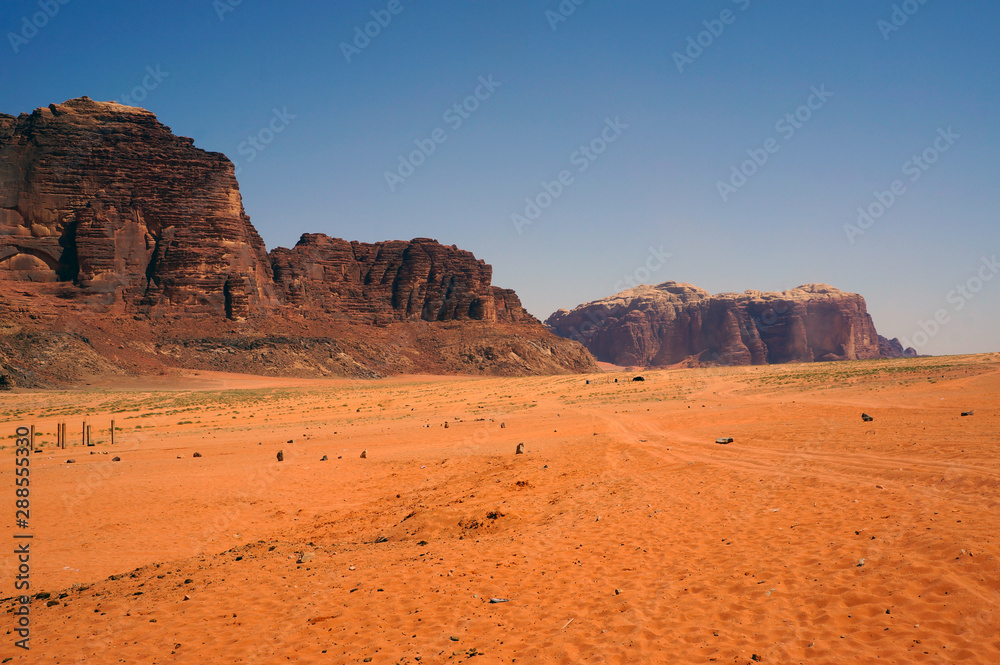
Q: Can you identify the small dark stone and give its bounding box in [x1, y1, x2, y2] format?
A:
[515, 442, 525, 455]
[632, 376, 645, 382]
[192, 452, 202, 458]
[716, 437, 734, 445]
[961, 411, 974, 417]
[320, 455, 328, 461]
[65, 459, 75, 463]
[112, 456, 121, 462]
[861, 413, 874, 422]
[276, 450, 284, 462]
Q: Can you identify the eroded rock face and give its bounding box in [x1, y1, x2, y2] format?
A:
[269, 234, 536, 324]
[0, 98, 539, 326]
[0, 98, 593, 382]
[546, 282, 893, 366]
[0, 97, 274, 318]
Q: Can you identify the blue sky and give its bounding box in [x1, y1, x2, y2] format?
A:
[3, 0, 998, 355]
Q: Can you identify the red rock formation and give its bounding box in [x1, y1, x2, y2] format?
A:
[0, 98, 593, 383]
[268, 234, 535, 324]
[546, 282, 894, 367]
[879, 335, 918, 358]
[0, 97, 275, 318]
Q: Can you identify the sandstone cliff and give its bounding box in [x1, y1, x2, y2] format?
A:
[0, 98, 595, 384]
[546, 282, 910, 367]
[269, 234, 535, 324]
[0, 97, 274, 318]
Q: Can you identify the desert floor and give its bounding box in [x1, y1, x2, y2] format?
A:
[2, 354, 999, 664]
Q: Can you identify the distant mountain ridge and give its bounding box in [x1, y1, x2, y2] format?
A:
[546, 281, 916, 367]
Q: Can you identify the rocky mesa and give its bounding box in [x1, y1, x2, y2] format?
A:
[546, 281, 916, 367]
[0, 98, 595, 385]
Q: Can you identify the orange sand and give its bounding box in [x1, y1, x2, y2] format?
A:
[2, 354, 999, 663]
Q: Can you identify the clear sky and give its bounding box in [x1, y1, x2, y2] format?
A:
[3, 0, 998, 356]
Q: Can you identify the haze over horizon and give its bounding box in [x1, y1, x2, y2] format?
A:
[3, 0, 998, 356]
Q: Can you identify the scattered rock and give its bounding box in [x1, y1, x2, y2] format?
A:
[320, 455, 328, 461]
[276, 450, 284, 462]
[360, 449, 368, 459]
[961, 411, 974, 417]
[444, 421, 449, 429]
[193, 452, 202, 458]
[286, 439, 294, 444]
[111, 456, 121, 462]
[296, 552, 314, 564]
[861, 413, 874, 422]
[633, 376, 645, 382]
[716, 437, 734, 444]
[489, 598, 509, 604]
[515, 442, 525, 455]
[615, 588, 623, 595]
[183, 595, 190, 601]
[449, 636, 460, 642]
[500, 422, 506, 429]
[65, 459, 75, 464]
